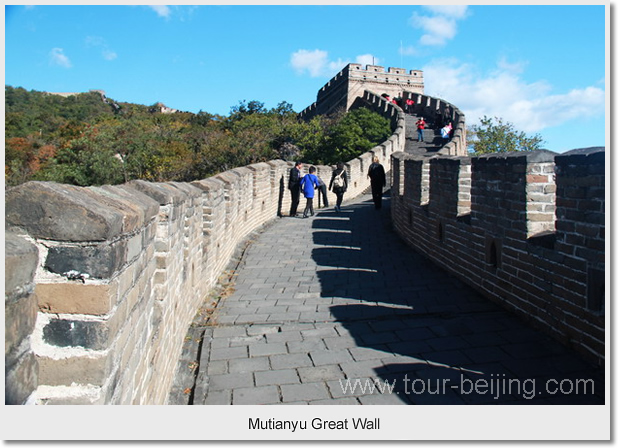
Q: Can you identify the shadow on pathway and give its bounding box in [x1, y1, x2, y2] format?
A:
[315, 194, 604, 405]
[176, 192, 604, 405]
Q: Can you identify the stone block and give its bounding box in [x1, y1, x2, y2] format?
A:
[36, 282, 117, 315]
[45, 240, 128, 279]
[280, 383, 330, 402]
[255, 369, 300, 386]
[37, 352, 111, 386]
[6, 181, 127, 241]
[232, 386, 280, 405]
[40, 295, 128, 351]
[5, 289, 38, 359]
[35, 384, 104, 405]
[129, 180, 188, 206]
[101, 184, 160, 225]
[5, 351, 38, 405]
[5, 232, 38, 296]
[42, 318, 110, 350]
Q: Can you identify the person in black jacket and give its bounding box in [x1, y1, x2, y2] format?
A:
[368, 156, 386, 210]
[288, 161, 303, 217]
[329, 162, 348, 212]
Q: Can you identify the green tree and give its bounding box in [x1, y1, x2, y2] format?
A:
[468, 116, 545, 154]
[317, 107, 392, 165]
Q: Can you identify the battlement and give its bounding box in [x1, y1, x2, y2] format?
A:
[391, 148, 605, 364]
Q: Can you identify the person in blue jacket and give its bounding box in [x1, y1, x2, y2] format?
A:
[300, 166, 319, 218]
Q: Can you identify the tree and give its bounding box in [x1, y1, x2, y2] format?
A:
[318, 107, 391, 165]
[468, 116, 545, 154]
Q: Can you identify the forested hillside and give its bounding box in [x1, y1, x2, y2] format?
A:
[5, 86, 392, 187]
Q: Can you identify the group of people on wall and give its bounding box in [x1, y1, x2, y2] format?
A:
[287, 157, 386, 218]
[381, 93, 415, 114]
[382, 93, 454, 144]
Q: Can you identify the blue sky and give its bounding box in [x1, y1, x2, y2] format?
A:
[5, 4, 607, 153]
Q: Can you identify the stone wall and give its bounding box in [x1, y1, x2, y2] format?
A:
[4, 93, 406, 405]
[390, 148, 605, 365]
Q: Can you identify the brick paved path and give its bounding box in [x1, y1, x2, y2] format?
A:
[182, 193, 604, 405]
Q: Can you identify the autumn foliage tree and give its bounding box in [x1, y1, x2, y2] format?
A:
[5, 86, 392, 187]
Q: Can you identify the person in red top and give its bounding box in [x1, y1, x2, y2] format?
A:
[416, 117, 426, 142]
[405, 98, 414, 114]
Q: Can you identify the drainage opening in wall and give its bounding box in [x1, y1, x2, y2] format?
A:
[437, 222, 445, 243]
[486, 237, 502, 269]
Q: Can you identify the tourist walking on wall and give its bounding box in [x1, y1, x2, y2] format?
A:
[416, 117, 426, 142]
[368, 156, 386, 210]
[316, 174, 329, 208]
[329, 162, 348, 212]
[440, 122, 453, 144]
[300, 166, 319, 218]
[288, 161, 303, 217]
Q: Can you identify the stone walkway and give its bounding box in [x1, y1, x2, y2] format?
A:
[176, 193, 604, 405]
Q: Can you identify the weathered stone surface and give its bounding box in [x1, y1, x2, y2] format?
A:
[42, 317, 110, 350]
[5, 232, 38, 297]
[38, 353, 111, 386]
[5, 288, 38, 359]
[44, 241, 127, 279]
[6, 182, 125, 241]
[128, 180, 188, 206]
[5, 351, 38, 405]
[36, 282, 117, 315]
[87, 184, 160, 233]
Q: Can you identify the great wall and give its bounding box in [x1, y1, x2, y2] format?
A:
[5, 64, 604, 405]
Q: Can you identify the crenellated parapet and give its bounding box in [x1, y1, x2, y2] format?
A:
[390, 147, 605, 365]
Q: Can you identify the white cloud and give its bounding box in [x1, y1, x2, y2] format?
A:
[291, 50, 386, 78]
[290, 49, 351, 78]
[422, 5, 468, 19]
[291, 49, 329, 77]
[144, 5, 197, 20]
[49, 48, 71, 68]
[423, 58, 605, 134]
[409, 6, 469, 47]
[356, 54, 379, 66]
[149, 5, 171, 18]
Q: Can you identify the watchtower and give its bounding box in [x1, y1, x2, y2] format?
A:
[300, 63, 424, 119]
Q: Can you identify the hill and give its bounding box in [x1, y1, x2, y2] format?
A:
[5, 86, 392, 187]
